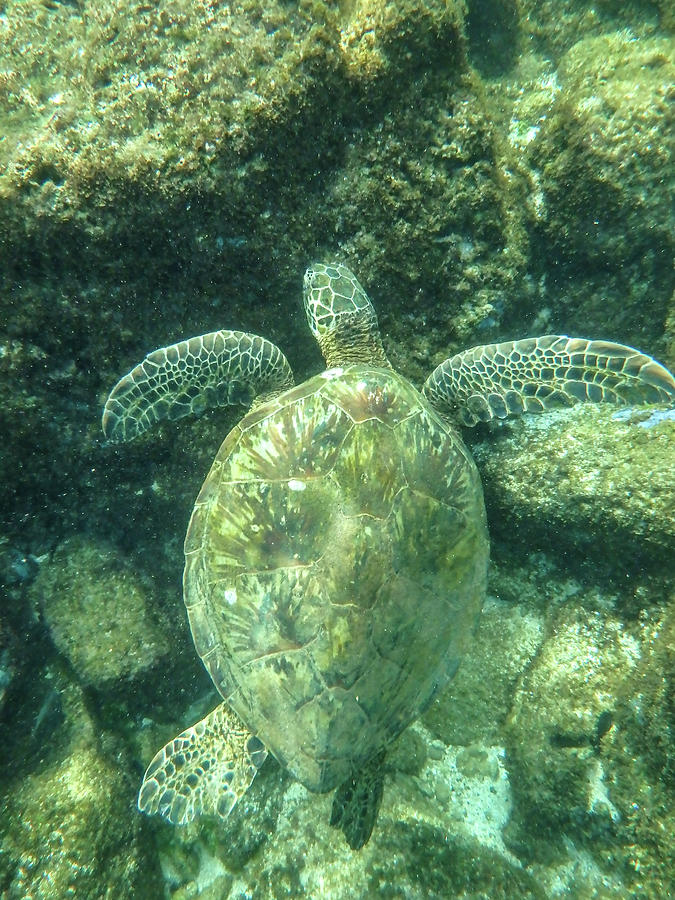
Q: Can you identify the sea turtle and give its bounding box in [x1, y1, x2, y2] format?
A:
[102, 262, 675, 848]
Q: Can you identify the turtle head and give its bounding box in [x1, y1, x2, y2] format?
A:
[303, 263, 390, 369]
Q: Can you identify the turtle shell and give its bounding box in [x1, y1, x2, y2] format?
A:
[183, 364, 489, 793]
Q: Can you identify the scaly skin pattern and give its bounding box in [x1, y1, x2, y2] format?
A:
[184, 364, 489, 792]
[424, 335, 675, 426]
[102, 330, 294, 442]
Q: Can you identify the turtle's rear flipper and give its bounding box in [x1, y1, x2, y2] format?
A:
[138, 702, 267, 825]
[424, 335, 675, 426]
[330, 750, 386, 849]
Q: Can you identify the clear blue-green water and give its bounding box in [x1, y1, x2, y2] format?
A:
[0, 1, 673, 897]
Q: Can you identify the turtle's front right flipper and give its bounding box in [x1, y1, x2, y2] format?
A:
[102, 330, 294, 442]
[424, 335, 675, 426]
[138, 702, 268, 825]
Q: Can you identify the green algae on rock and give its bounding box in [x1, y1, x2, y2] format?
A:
[609, 598, 675, 895]
[29, 536, 174, 689]
[472, 403, 675, 571]
[0, 674, 162, 899]
[495, 29, 674, 355]
[518, 0, 662, 58]
[501, 590, 675, 897]
[530, 33, 673, 268]
[423, 595, 545, 747]
[505, 604, 638, 839]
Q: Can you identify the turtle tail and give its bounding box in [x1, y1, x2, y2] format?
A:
[330, 750, 386, 850]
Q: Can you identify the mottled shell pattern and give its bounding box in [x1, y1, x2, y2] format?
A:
[183, 358, 489, 792]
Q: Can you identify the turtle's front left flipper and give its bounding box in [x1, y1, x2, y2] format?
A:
[138, 702, 268, 825]
[424, 335, 675, 426]
[330, 750, 386, 850]
[102, 330, 294, 442]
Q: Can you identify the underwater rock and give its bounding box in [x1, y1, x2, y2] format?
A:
[602, 598, 675, 896]
[29, 536, 173, 690]
[424, 595, 545, 746]
[530, 32, 673, 269]
[340, 0, 465, 85]
[472, 403, 675, 570]
[504, 603, 637, 845]
[513, 31, 674, 345]
[326, 72, 530, 370]
[0, 540, 37, 716]
[0, 0, 464, 294]
[503, 593, 675, 896]
[0, 619, 18, 716]
[0, 676, 162, 899]
[151, 720, 544, 899]
[627, 600, 675, 792]
[519, 0, 662, 58]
